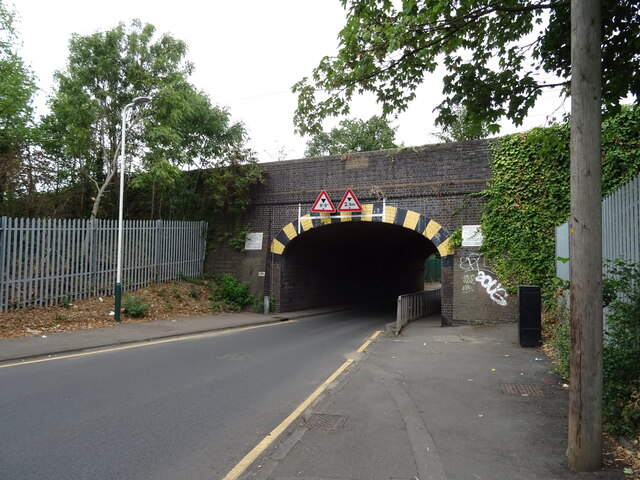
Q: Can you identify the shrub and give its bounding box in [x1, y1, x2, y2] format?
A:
[210, 273, 252, 311]
[188, 285, 201, 300]
[210, 299, 223, 313]
[61, 294, 72, 309]
[546, 260, 640, 437]
[548, 318, 570, 380]
[252, 296, 264, 313]
[123, 293, 150, 318]
[251, 295, 276, 313]
[602, 260, 640, 436]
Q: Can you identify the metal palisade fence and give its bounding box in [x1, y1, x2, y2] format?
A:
[556, 172, 640, 281]
[603, 173, 639, 267]
[0, 218, 208, 312]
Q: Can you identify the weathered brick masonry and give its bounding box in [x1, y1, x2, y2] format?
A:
[205, 139, 517, 324]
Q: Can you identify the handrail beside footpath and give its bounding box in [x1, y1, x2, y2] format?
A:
[395, 288, 441, 336]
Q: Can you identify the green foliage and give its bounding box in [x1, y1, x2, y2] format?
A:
[545, 283, 570, 379]
[228, 228, 250, 252]
[450, 227, 463, 248]
[601, 105, 640, 195]
[480, 124, 571, 292]
[0, 0, 37, 214]
[209, 299, 223, 313]
[210, 273, 252, 312]
[123, 293, 150, 318]
[252, 296, 264, 313]
[293, 0, 639, 136]
[539, 0, 640, 118]
[549, 319, 570, 380]
[602, 260, 640, 436]
[433, 105, 490, 142]
[0, 1, 35, 143]
[541, 276, 570, 316]
[251, 295, 275, 314]
[187, 285, 201, 300]
[61, 295, 72, 309]
[481, 106, 640, 295]
[35, 19, 257, 220]
[304, 115, 397, 157]
[204, 152, 265, 215]
[548, 260, 640, 437]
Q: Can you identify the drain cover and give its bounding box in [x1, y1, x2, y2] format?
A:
[304, 413, 348, 431]
[501, 383, 545, 397]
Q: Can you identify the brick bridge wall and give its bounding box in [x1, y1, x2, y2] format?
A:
[205, 139, 518, 324]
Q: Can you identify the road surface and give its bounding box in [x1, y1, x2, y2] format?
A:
[0, 306, 393, 480]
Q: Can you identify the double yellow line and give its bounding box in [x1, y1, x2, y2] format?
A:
[222, 329, 383, 480]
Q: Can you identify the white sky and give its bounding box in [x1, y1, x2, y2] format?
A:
[14, 0, 569, 161]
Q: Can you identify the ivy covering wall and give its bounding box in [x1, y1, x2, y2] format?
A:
[480, 105, 640, 299]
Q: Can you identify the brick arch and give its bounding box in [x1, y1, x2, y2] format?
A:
[270, 202, 454, 260]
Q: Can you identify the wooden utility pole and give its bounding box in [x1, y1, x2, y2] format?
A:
[568, 0, 603, 471]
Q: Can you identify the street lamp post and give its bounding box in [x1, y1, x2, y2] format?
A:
[114, 96, 151, 323]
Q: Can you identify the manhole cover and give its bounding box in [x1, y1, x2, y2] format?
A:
[501, 383, 545, 397]
[304, 413, 348, 431]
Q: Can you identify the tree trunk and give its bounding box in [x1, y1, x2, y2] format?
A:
[568, 0, 603, 471]
[89, 138, 123, 220]
[89, 169, 115, 220]
[90, 151, 119, 220]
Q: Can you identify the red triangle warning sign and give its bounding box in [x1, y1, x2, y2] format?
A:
[311, 190, 336, 212]
[337, 188, 362, 212]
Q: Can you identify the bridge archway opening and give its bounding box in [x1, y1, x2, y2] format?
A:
[270, 204, 453, 314]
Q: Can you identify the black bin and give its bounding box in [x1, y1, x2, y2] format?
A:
[518, 285, 541, 347]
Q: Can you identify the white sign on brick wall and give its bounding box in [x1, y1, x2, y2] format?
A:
[244, 232, 263, 250]
[462, 225, 483, 247]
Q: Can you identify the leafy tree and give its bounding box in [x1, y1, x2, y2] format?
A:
[433, 105, 490, 142]
[126, 144, 264, 221]
[293, 0, 639, 135]
[304, 115, 397, 157]
[39, 20, 258, 219]
[0, 0, 37, 210]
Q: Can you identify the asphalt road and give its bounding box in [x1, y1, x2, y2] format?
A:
[0, 306, 393, 480]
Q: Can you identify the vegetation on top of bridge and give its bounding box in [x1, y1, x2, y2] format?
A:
[304, 115, 398, 157]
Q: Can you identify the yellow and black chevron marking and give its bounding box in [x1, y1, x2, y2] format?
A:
[270, 203, 453, 262]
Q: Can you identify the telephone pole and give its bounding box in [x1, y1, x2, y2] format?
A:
[567, 0, 603, 471]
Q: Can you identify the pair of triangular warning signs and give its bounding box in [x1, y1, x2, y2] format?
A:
[311, 189, 362, 213]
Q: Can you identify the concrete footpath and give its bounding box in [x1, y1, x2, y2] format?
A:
[0, 311, 623, 480]
[248, 317, 621, 480]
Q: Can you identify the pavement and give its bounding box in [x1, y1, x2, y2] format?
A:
[0, 309, 623, 480]
[0, 307, 333, 363]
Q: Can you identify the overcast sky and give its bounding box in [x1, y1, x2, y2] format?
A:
[15, 0, 569, 161]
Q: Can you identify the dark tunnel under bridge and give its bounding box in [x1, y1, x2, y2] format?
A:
[270, 203, 453, 312]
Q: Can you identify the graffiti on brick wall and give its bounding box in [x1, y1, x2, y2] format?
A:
[459, 253, 508, 306]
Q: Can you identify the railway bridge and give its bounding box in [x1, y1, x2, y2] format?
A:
[207, 139, 517, 325]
